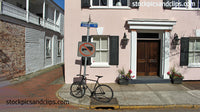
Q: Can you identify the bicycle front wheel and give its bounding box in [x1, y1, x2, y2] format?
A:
[94, 84, 113, 103]
[70, 81, 85, 98]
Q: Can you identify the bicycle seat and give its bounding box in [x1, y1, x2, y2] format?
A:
[95, 75, 103, 78]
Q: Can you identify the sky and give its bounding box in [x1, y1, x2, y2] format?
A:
[53, 0, 64, 10]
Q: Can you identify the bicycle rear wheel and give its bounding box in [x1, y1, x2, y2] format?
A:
[70, 81, 85, 98]
[94, 84, 113, 103]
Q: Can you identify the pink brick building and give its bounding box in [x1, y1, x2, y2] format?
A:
[65, 0, 200, 83]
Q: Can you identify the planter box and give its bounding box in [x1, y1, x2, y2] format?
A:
[118, 79, 129, 85]
[171, 78, 183, 84]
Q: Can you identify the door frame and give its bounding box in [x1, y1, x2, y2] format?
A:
[130, 30, 170, 80]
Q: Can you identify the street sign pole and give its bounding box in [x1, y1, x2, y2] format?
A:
[84, 16, 91, 76]
[81, 15, 98, 77]
[84, 23, 90, 76]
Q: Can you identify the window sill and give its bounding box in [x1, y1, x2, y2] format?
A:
[188, 64, 200, 68]
[90, 6, 131, 10]
[172, 7, 200, 11]
[90, 63, 110, 68]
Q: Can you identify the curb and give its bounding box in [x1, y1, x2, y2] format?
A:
[56, 86, 200, 110]
[120, 105, 200, 109]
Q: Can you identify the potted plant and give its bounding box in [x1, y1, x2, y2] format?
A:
[116, 68, 132, 85]
[167, 67, 184, 84]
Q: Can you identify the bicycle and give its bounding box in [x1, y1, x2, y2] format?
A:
[70, 74, 113, 103]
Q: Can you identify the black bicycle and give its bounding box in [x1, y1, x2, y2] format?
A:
[70, 75, 113, 103]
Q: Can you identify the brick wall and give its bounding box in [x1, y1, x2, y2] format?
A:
[0, 20, 25, 79]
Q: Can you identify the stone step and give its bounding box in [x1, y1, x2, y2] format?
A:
[129, 76, 171, 84]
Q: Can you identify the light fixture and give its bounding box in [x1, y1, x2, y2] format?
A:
[121, 33, 129, 49]
[172, 33, 180, 45]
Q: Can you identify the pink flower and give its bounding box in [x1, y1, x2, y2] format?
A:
[131, 75, 135, 78]
[129, 69, 132, 74]
[167, 71, 170, 75]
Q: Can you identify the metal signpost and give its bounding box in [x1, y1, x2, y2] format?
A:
[80, 16, 98, 76]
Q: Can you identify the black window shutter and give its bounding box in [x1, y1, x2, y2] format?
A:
[81, 36, 91, 65]
[109, 36, 119, 65]
[180, 37, 189, 66]
[130, 0, 140, 8]
[81, 0, 90, 8]
[163, 0, 172, 9]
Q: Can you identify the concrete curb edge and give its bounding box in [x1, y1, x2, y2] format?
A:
[120, 105, 200, 109]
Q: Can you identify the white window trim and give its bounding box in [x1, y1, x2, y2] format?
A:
[188, 38, 200, 67]
[90, 0, 131, 9]
[45, 37, 52, 58]
[91, 36, 110, 68]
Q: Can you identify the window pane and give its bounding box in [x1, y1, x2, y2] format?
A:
[113, 0, 128, 6]
[192, 0, 198, 8]
[195, 53, 200, 63]
[93, 51, 100, 62]
[189, 53, 194, 63]
[93, 0, 99, 6]
[101, 37, 108, 49]
[93, 38, 100, 49]
[196, 40, 200, 50]
[173, 0, 179, 7]
[180, 0, 186, 7]
[58, 41, 61, 56]
[100, 0, 107, 6]
[101, 51, 108, 62]
[199, 0, 200, 8]
[189, 40, 194, 51]
[121, 0, 128, 6]
[46, 39, 51, 57]
[113, 0, 118, 6]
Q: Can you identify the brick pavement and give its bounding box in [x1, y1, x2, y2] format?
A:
[0, 65, 77, 109]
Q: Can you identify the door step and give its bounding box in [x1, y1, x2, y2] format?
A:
[129, 76, 171, 84]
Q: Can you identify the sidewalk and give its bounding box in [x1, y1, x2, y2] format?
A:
[58, 83, 200, 109]
[0, 64, 76, 109]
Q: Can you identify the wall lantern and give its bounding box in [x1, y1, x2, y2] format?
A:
[120, 33, 129, 49]
[172, 33, 180, 45]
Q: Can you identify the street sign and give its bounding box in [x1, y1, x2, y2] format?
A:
[81, 22, 98, 28]
[78, 42, 96, 57]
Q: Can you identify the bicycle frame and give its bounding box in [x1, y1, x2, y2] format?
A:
[80, 75, 100, 96]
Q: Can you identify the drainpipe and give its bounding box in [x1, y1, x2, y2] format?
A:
[43, 0, 46, 27]
[26, 0, 29, 22]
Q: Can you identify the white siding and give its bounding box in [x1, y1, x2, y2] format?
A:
[25, 28, 45, 74]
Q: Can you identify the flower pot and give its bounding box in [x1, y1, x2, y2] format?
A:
[118, 79, 129, 85]
[171, 78, 183, 84]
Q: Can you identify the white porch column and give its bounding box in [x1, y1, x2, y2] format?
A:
[0, 0, 2, 14]
[130, 30, 137, 79]
[54, 9, 56, 30]
[163, 30, 170, 79]
[26, 0, 29, 22]
[61, 39, 64, 63]
[52, 35, 55, 65]
[43, 0, 46, 26]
